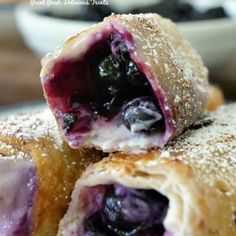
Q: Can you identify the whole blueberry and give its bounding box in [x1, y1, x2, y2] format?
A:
[102, 185, 168, 230]
[122, 97, 164, 133]
[102, 186, 143, 234]
[126, 61, 147, 87]
[97, 55, 124, 85]
[102, 186, 125, 228]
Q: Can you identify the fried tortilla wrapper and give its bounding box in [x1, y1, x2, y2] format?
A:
[206, 84, 224, 111]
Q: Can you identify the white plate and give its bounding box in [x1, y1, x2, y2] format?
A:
[15, 5, 95, 57]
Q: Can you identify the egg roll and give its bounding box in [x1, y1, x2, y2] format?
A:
[0, 109, 102, 236]
[206, 84, 224, 112]
[58, 103, 236, 236]
[40, 13, 208, 152]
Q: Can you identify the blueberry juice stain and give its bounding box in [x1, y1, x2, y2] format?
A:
[84, 185, 169, 236]
[47, 34, 165, 135]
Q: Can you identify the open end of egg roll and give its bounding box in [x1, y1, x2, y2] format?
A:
[41, 13, 208, 152]
[206, 85, 224, 112]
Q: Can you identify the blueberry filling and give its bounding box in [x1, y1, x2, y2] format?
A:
[96, 54, 123, 85]
[48, 34, 165, 135]
[89, 38, 154, 120]
[84, 185, 169, 236]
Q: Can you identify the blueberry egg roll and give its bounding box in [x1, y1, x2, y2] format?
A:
[0, 109, 102, 236]
[40, 13, 208, 152]
[58, 103, 236, 236]
[206, 85, 224, 112]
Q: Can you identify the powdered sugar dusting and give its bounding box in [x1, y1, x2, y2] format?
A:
[0, 141, 29, 160]
[160, 103, 236, 192]
[0, 109, 63, 150]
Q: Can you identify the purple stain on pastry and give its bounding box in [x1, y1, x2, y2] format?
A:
[0, 158, 37, 236]
[42, 24, 175, 149]
[84, 184, 169, 236]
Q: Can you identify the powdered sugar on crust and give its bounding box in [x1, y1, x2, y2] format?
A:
[161, 103, 236, 191]
[0, 109, 63, 150]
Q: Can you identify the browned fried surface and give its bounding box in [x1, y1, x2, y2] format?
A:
[206, 84, 224, 111]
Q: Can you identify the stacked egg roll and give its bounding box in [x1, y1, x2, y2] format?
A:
[206, 85, 224, 111]
[0, 109, 102, 236]
[58, 104, 236, 236]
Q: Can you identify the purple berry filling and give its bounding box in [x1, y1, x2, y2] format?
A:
[84, 184, 169, 236]
[44, 32, 165, 144]
[0, 159, 37, 236]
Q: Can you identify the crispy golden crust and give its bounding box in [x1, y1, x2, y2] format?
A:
[0, 109, 103, 236]
[41, 13, 208, 151]
[59, 104, 236, 236]
[206, 85, 224, 112]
